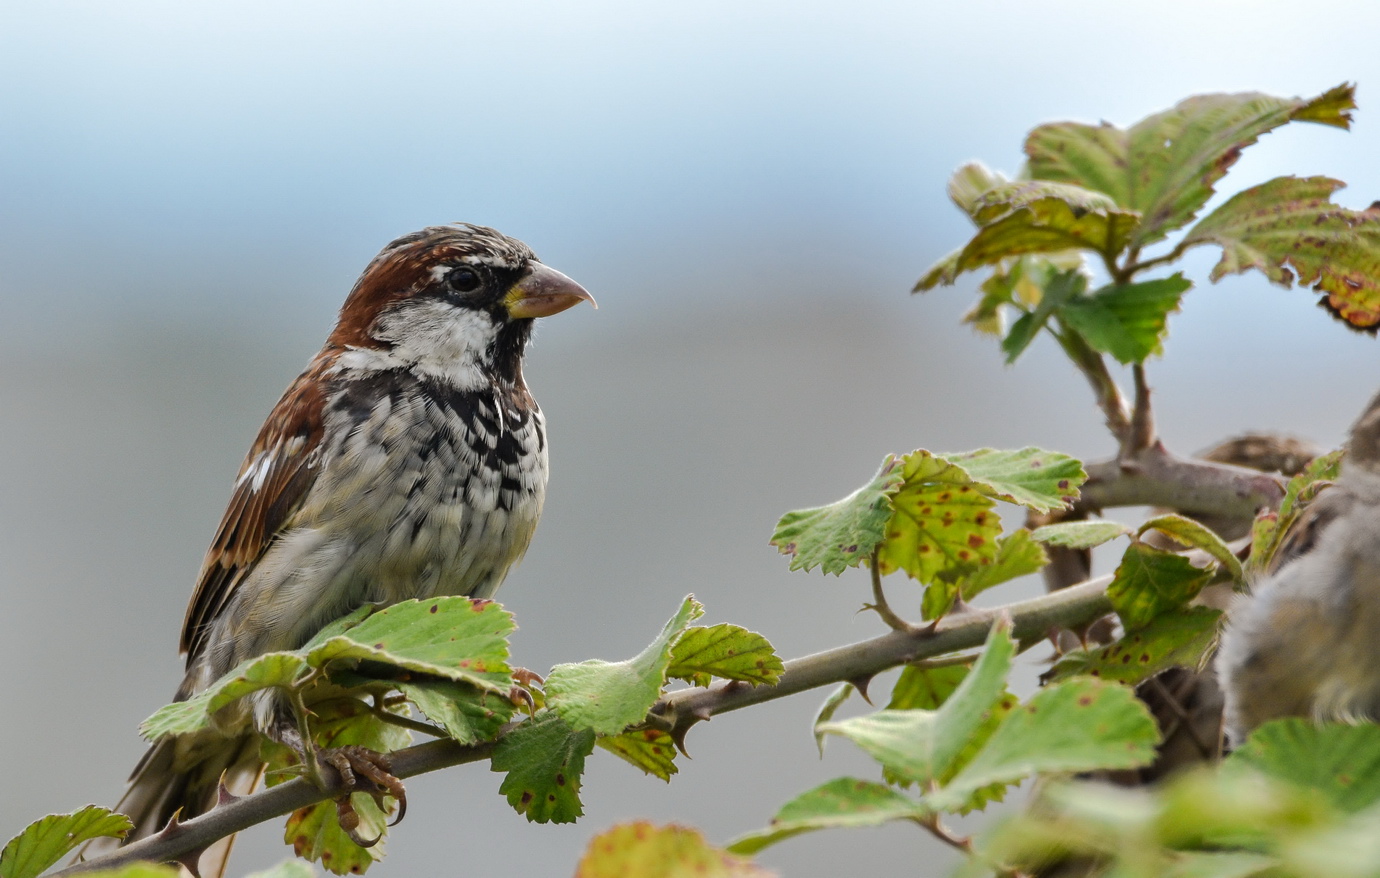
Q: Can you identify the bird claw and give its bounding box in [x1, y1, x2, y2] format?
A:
[508, 666, 545, 714]
[321, 745, 407, 844]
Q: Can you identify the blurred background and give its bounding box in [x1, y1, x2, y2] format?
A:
[2, 2, 1378, 875]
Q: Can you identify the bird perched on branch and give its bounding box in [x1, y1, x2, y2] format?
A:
[1218, 388, 1380, 745]
[94, 224, 594, 874]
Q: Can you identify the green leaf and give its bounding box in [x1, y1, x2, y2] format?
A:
[877, 450, 1002, 583]
[927, 678, 1159, 811]
[1249, 449, 1344, 575]
[596, 728, 679, 781]
[813, 683, 855, 757]
[953, 185, 1141, 277]
[921, 530, 1049, 621]
[818, 617, 1015, 786]
[571, 822, 772, 878]
[1059, 275, 1192, 364]
[546, 596, 703, 735]
[306, 597, 514, 695]
[70, 866, 181, 878]
[1026, 84, 1356, 247]
[1046, 606, 1221, 686]
[1000, 268, 1086, 362]
[396, 679, 513, 746]
[770, 455, 905, 574]
[947, 161, 1010, 219]
[1032, 520, 1134, 549]
[276, 697, 410, 875]
[284, 794, 389, 876]
[1, 807, 133, 878]
[578, 821, 772, 878]
[492, 711, 596, 824]
[887, 663, 971, 711]
[1107, 541, 1214, 631]
[1139, 512, 1245, 583]
[1183, 176, 1380, 332]
[141, 652, 308, 740]
[1226, 720, 1380, 814]
[725, 778, 925, 856]
[668, 624, 783, 688]
[946, 447, 1087, 513]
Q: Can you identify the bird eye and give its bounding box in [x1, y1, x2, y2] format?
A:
[447, 266, 482, 293]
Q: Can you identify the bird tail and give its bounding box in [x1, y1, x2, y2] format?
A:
[77, 733, 263, 878]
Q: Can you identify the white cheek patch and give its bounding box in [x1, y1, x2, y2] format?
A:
[340, 299, 500, 391]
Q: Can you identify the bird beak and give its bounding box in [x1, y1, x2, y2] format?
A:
[504, 263, 597, 319]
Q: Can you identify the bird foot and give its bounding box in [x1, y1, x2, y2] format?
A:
[320, 745, 407, 847]
[508, 666, 545, 713]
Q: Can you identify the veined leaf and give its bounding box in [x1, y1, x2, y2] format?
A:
[492, 712, 596, 824]
[817, 618, 1015, 786]
[546, 596, 703, 735]
[0, 807, 133, 878]
[1107, 541, 1214, 631]
[1046, 606, 1221, 686]
[926, 678, 1159, 811]
[946, 447, 1087, 512]
[876, 450, 1002, 583]
[1058, 274, 1192, 364]
[1183, 176, 1380, 332]
[1026, 84, 1356, 247]
[726, 778, 924, 856]
[771, 456, 904, 574]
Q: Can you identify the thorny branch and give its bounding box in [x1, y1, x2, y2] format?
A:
[57, 576, 1116, 877]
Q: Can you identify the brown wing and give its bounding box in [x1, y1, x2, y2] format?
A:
[180, 356, 331, 662]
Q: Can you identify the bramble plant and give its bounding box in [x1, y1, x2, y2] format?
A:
[5, 83, 1380, 878]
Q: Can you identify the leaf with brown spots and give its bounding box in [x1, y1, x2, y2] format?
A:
[1045, 606, 1221, 686]
[876, 450, 1002, 584]
[920, 529, 1049, 621]
[596, 728, 679, 782]
[1027, 84, 1355, 248]
[578, 822, 773, 878]
[770, 455, 905, 574]
[725, 778, 926, 856]
[946, 447, 1087, 513]
[396, 678, 514, 746]
[492, 711, 595, 824]
[668, 623, 783, 688]
[305, 597, 515, 696]
[1107, 541, 1214, 631]
[1183, 176, 1380, 332]
[271, 698, 410, 875]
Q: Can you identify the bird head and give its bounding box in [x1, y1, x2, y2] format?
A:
[327, 223, 595, 390]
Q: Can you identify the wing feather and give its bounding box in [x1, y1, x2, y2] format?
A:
[180, 358, 331, 661]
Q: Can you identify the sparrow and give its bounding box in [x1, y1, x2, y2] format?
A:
[1217, 388, 1380, 745]
[98, 224, 594, 872]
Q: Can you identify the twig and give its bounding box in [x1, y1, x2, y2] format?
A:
[868, 548, 916, 632]
[1051, 328, 1131, 442]
[59, 576, 1119, 876]
[1125, 364, 1156, 454]
[1076, 447, 1286, 519]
